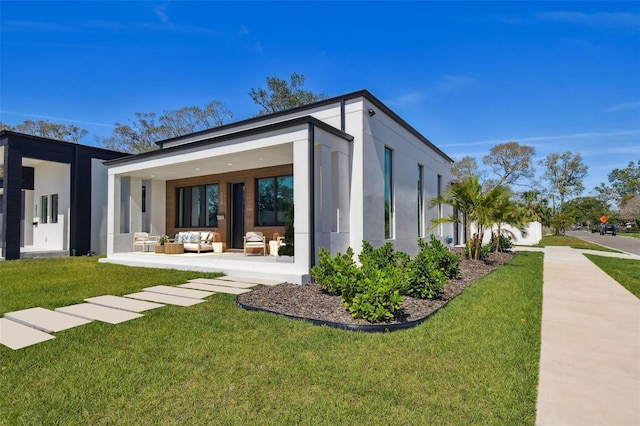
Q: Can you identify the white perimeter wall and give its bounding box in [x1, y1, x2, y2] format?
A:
[474, 221, 543, 246]
[33, 161, 70, 250]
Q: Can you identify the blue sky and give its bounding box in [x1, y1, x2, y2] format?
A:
[1, 1, 639, 194]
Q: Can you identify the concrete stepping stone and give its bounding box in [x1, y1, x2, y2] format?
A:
[188, 278, 256, 289]
[179, 282, 250, 294]
[56, 304, 143, 324]
[124, 292, 205, 307]
[4, 307, 92, 333]
[85, 295, 164, 312]
[218, 276, 285, 286]
[142, 285, 214, 299]
[0, 318, 55, 350]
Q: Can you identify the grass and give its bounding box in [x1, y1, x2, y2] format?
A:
[585, 254, 640, 299]
[536, 235, 620, 252]
[620, 232, 640, 239]
[0, 254, 543, 425]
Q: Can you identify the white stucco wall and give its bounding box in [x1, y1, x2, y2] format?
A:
[347, 98, 454, 256]
[32, 161, 70, 250]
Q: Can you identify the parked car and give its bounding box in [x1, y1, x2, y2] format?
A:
[599, 224, 617, 236]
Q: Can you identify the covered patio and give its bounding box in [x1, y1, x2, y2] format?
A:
[102, 117, 354, 284]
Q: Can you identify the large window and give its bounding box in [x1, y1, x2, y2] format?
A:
[176, 184, 218, 228]
[50, 194, 58, 224]
[384, 147, 393, 239]
[256, 175, 293, 226]
[418, 164, 424, 237]
[40, 195, 48, 224]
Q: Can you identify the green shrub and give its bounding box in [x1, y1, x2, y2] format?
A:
[312, 239, 459, 322]
[311, 248, 359, 296]
[489, 233, 513, 252]
[421, 235, 461, 280]
[347, 269, 403, 322]
[470, 236, 491, 260]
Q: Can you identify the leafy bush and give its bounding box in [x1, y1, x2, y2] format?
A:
[489, 233, 513, 252]
[311, 248, 360, 296]
[469, 236, 491, 260]
[405, 254, 447, 299]
[421, 235, 461, 280]
[311, 239, 459, 322]
[347, 269, 403, 322]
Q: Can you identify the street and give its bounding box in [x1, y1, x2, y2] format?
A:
[566, 230, 640, 255]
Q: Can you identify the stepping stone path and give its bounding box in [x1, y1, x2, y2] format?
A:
[0, 276, 284, 350]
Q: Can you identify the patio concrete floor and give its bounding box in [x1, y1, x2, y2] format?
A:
[100, 251, 309, 284]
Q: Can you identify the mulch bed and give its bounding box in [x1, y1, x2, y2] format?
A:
[236, 250, 516, 327]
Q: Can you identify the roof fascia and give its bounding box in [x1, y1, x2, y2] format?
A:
[105, 116, 353, 166]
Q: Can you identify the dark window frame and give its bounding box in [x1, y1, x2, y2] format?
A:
[41, 195, 48, 224]
[255, 175, 293, 227]
[175, 184, 219, 228]
[50, 194, 58, 224]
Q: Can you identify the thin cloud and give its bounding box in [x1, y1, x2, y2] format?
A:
[436, 75, 477, 92]
[606, 101, 640, 112]
[0, 110, 115, 128]
[537, 11, 640, 32]
[442, 130, 640, 148]
[154, 1, 171, 25]
[0, 20, 73, 33]
[388, 92, 428, 107]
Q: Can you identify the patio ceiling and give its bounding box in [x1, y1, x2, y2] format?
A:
[122, 143, 294, 181]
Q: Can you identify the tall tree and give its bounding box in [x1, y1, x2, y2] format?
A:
[596, 161, 640, 208]
[483, 141, 536, 188]
[619, 195, 640, 224]
[451, 156, 485, 182]
[99, 101, 232, 153]
[0, 120, 88, 143]
[563, 196, 610, 226]
[249, 72, 327, 115]
[540, 151, 588, 211]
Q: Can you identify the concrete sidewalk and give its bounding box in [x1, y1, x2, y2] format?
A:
[534, 246, 640, 426]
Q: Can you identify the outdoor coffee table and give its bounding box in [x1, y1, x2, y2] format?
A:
[165, 242, 184, 254]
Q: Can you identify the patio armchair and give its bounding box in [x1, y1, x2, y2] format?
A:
[243, 231, 266, 256]
[132, 232, 158, 252]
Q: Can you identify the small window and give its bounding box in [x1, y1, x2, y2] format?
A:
[41, 195, 48, 224]
[256, 175, 293, 226]
[142, 185, 146, 213]
[384, 147, 393, 239]
[50, 194, 58, 224]
[418, 164, 424, 237]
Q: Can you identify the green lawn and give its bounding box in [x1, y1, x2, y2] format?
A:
[0, 254, 543, 425]
[536, 235, 620, 252]
[585, 254, 640, 299]
[620, 232, 640, 239]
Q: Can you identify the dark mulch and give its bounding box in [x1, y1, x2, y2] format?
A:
[237, 250, 516, 325]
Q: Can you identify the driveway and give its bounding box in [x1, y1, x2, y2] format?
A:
[566, 230, 640, 255]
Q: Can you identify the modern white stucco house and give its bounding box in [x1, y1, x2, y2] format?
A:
[102, 90, 458, 283]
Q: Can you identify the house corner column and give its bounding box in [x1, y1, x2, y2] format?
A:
[107, 173, 120, 256]
[293, 137, 311, 272]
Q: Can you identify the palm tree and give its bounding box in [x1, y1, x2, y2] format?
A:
[430, 176, 525, 259]
[429, 176, 483, 260]
[489, 188, 526, 252]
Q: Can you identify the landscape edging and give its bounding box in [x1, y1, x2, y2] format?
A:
[235, 297, 452, 333]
